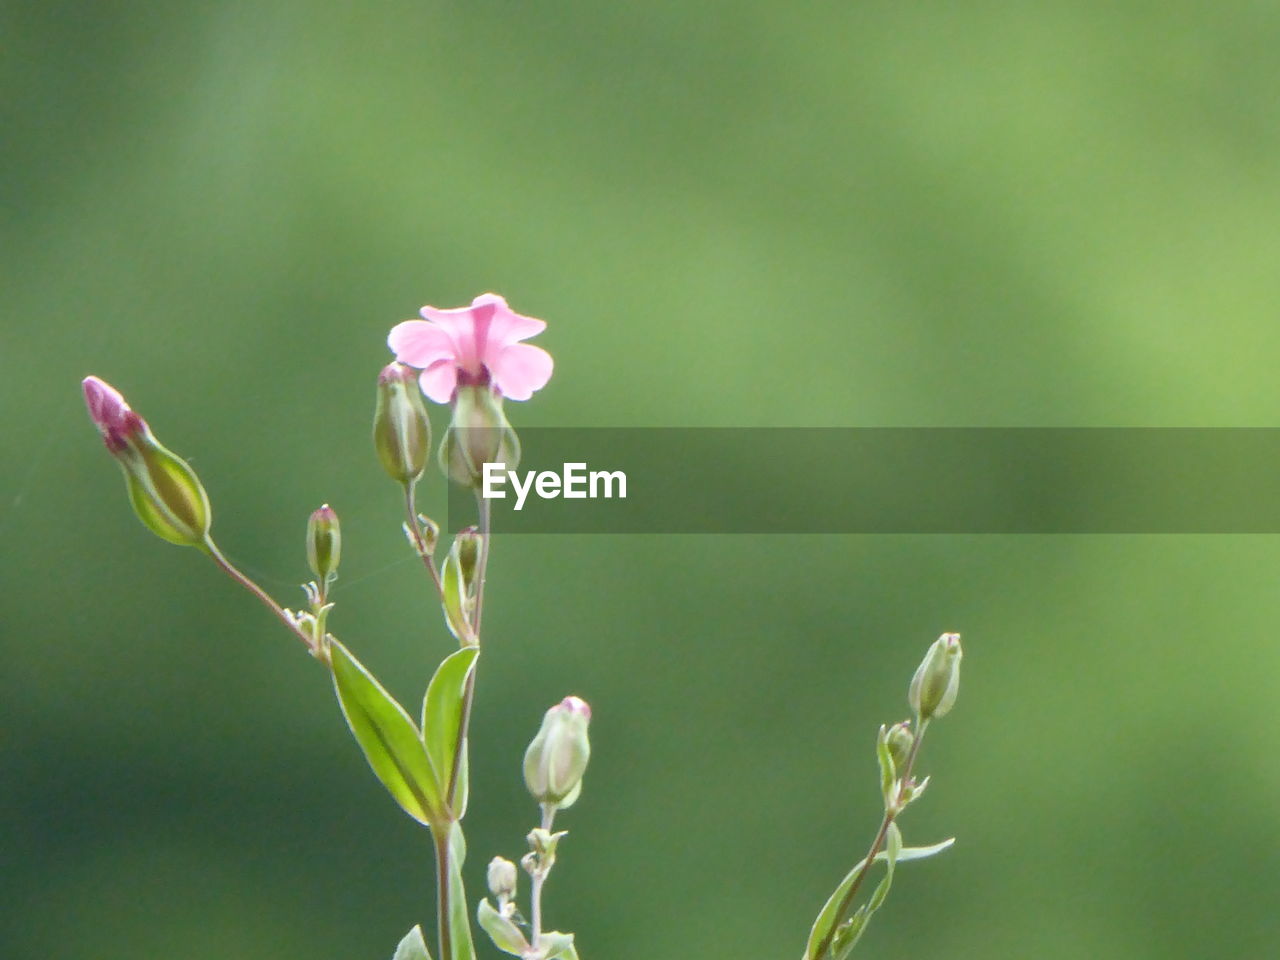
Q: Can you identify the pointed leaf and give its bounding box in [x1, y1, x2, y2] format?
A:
[444, 821, 476, 960]
[541, 933, 577, 960]
[440, 552, 473, 642]
[805, 835, 955, 959]
[875, 726, 895, 807]
[393, 925, 433, 960]
[477, 899, 529, 956]
[866, 822, 902, 913]
[329, 639, 443, 825]
[422, 647, 479, 814]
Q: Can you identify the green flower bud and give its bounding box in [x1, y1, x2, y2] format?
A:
[486, 856, 518, 904]
[439, 384, 520, 487]
[523, 696, 591, 809]
[909, 632, 963, 722]
[82, 376, 211, 548]
[306, 504, 341, 584]
[885, 720, 914, 773]
[454, 526, 482, 589]
[373, 363, 431, 484]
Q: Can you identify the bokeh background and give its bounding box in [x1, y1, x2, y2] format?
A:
[5, 2, 1280, 958]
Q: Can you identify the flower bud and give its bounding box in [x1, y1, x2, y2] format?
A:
[885, 720, 914, 772]
[306, 504, 341, 584]
[523, 696, 591, 810]
[454, 526, 482, 589]
[909, 632, 963, 722]
[82, 376, 211, 548]
[439, 384, 520, 487]
[486, 856, 518, 905]
[373, 363, 431, 484]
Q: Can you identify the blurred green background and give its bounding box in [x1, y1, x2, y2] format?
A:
[5, 2, 1280, 958]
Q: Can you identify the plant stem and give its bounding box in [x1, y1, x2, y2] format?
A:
[432, 825, 453, 960]
[530, 804, 557, 948]
[432, 491, 495, 960]
[202, 538, 315, 652]
[811, 720, 929, 960]
[445, 493, 491, 809]
[472, 493, 493, 634]
[405, 483, 443, 596]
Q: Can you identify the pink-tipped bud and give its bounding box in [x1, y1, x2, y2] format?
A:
[523, 695, 592, 810]
[83, 376, 142, 452]
[81, 376, 211, 548]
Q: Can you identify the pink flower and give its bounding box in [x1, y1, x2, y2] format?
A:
[82, 376, 145, 452]
[387, 293, 553, 403]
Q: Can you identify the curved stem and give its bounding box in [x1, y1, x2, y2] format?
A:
[202, 538, 314, 652]
[811, 720, 929, 960]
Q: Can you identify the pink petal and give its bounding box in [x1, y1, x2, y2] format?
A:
[473, 293, 546, 348]
[388, 320, 458, 368]
[489, 342, 553, 401]
[418, 360, 459, 404]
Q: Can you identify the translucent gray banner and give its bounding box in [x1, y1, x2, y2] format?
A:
[444, 428, 1280, 533]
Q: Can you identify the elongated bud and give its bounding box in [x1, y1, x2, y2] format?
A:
[885, 720, 914, 772]
[306, 504, 341, 583]
[82, 376, 211, 547]
[454, 526, 482, 590]
[487, 856, 518, 905]
[909, 632, 963, 722]
[523, 696, 591, 810]
[439, 384, 520, 487]
[373, 363, 431, 484]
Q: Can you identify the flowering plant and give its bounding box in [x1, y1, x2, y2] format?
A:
[82, 295, 963, 960]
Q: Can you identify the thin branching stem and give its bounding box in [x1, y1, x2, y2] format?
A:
[405, 483, 443, 596]
[811, 720, 929, 960]
[530, 803, 557, 948]
[202, 538, 315, 651]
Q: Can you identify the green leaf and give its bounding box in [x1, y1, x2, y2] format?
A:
[392, 925, 432, 960]
[422, 647, 479, 815]
[329, 639, 443, 825]
[540, 932, 578, 960]
[875, 725, 895, 807]
[477, 900, 529, 956]
[805, 835, 955, 959]
[866, 822, 902, 913]
[444, 821, 476, 960]
[440, 552, 473, 642]
[830, 906, 868, 960]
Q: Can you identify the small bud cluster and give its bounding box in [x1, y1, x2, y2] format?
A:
[807, 633, 964, 960]
[478, 696, 591, 960]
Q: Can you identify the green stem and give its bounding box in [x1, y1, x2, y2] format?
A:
[530, 803, 557, 948]
[202, 538, 315, 652]
[405, 483, 444, 597]
[432, 825, 453, 960]
[811, 720, 929, 960]
[445, 493, 491, 809]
